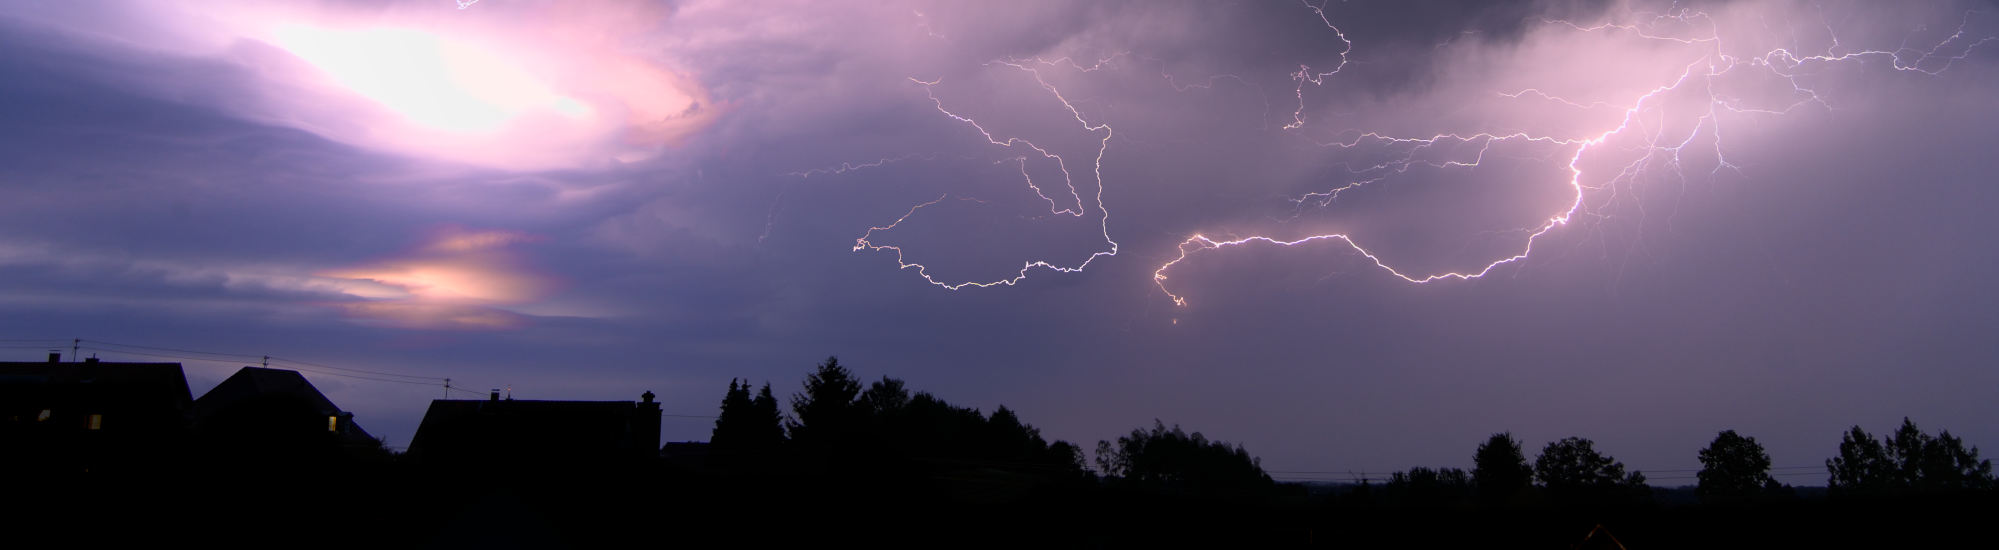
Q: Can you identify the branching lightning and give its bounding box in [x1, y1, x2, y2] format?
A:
[1152, 2, 1995, 307]
[845, 58, 1118, 290]
[799, 1, 1990, 306]
[784, 154, 941, 179]
[1285, 0, 1355, 130]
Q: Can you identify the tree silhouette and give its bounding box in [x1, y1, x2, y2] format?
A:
[1471, 432, 1532, 504]
[880, 391, 1084, 475]
[1534, 437, 1646, 503]
[1886, 419, 1931, 490]
[1831, 418, 1995, 495]
[1386, 467, 1472, 507]
[1887, 417, 1993, 492]
[1046, 440, 1086, 472]
[984, 406, 1038, 458]
[860, 376, 910, 417]
[1916, 430, 1995, 491]
[1827, 425, 1893, 495]
[727, 359, 1088, 485]
[1696, 430, 1780, 501]
[708, 378, 784, 471]
[787, 356, 864, 449]
[709, 379, 754, 448]
[712, 379, 786, 454]
[747, 383, 785, 448]
[1095, 420, 1272, 496]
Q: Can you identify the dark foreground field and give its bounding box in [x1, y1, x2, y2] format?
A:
[12, 460, 1994, 549]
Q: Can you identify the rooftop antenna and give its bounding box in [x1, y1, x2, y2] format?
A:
[261, 355, 269, 368]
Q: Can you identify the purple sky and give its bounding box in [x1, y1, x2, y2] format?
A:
[4, 0, 1997, 485]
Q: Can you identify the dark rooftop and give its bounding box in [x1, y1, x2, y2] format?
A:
[194, 366, 375, 446]
[407, 394, 662, 465]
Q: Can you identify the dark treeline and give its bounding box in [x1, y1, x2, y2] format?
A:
[13, 355, 1999, 547]
[700, 357, 1286, 500]
[674, 357, 1999, 546]
[1329, 424, 1997, 547]
[696, 357, 1096, 508]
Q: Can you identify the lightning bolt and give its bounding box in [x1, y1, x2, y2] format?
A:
[805, 2, 1989, 306]
[783, 154, 943, 179]
[1153, 3, 1994, 306]
[1284, 0, 1355, 131]
[848, 61, 1118, 289]
[1500, 88, 1620, 112]
[913, 10, 947, 40]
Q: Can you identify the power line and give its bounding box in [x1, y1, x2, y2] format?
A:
[1642, 465, 1821, 473]
[76, 344, 457, 388]
[62, 337, 468, 386]
[80, 339, 444, 382]
[266, 355, 440, 381]
[78, 340, 265, 362]
[69, 349, 244, 369]
[1269, 464, 1826, 476]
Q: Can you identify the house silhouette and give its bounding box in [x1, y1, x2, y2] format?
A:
[0, 354, 192, 471]
[193, 366, 384, 460]
[1, 354, 389, 467]
[406, 390, 662, 467]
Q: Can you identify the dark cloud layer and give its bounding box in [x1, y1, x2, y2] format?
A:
[2, 0, 1996, 480]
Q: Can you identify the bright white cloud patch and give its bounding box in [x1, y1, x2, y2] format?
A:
[267, 24, 595, 134]
[3, 0, 720, 170]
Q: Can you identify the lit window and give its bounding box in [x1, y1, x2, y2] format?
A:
[87, 414, 102, 430]
[328, 415, 339, 433]
[36, 409, 50, 422]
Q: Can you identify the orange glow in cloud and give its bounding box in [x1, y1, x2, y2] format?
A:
[319, 227, 554, 330]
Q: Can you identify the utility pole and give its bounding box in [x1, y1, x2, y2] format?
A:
[444, 378, 451, 400]
[71, 338, 79, 363]
[261, 355, 269, 368]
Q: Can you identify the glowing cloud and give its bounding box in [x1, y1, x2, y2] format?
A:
[320, 227, 554, 330]
[266, 24, 593, 135]
[244, 3, 721, 170]
[15, 0, 722, 170]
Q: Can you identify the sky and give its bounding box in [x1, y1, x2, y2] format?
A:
[3, 0, 1997, 485]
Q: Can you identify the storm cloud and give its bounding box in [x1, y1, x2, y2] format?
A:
[2, 0, 1996, 480]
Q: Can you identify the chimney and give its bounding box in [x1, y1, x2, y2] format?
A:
[642, 390, 655, 403]
[489, 389, 500, 401]
[84, 356, 99, 363]
[47, 352, 59, 363]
